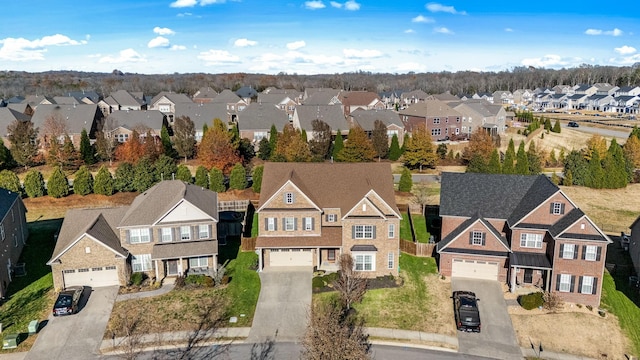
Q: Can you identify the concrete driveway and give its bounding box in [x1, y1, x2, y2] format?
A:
[25, 286, 119, 360]
[247, 267, 312, 343]
[451, 279, 522, 360]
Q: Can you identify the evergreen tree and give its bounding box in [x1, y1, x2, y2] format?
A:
[586, 149, 605, 189]
[133, 157, 156, 192]
[466, 153, 487, 173]
[630, 125, 640, 140]
[388, 134, 402, 161]
[173, 115, 196, 162]
[237, 138, 256, 163]
[401, 133, 410, 153]
[487, 149, 502, 174]
[562, 169, 573, 186]
[208, 167, 225, 192]
[549, 150, 558, 167]
[371, 120, 389, 160]
[252, 165, 264, 193]
[515, 141, 530, 175]
[7, 119, 39, 168]
[309, 119, 332, 160]
[229, 163, 247, 190]
[94, 165, 115, 196]
[623, 134, 640, 169]
[398, 167, 413, 192]
[194, 166, 209, 188]
[527, 141, 542, 174]
[436, 143, 448, 160]
[161, 125, 177, 158]
[269, 124, 279, 153]
[176, 164, 193, 183]
[563, 150, 589, 186]
[0, 170, 21, 193]
[332, 130, 344, 161]
[552, 120, 561, 133]
[502, 138, 516, 174]
[559, 148, 566, 164]
[301, 129, 308, 143]
[603, 138, 629, 189]
[0, 141, 15, 170]
[544, 117, 552, 131]
[47, 167, 70, 198]
[202, 123, 208, 135]
[258, 137, 272, 160]
[73, 165, 94, 196]
[154, 154, 178, 181]
[336, 126, 376, 163]
[551, 172, 560, 185]
[61, 135, 80, 170]
[115, 162, 136, 192]
[79, 128, 95, 165]
[24, 170, 45, 198]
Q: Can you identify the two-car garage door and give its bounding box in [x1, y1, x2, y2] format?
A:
[63, 266, 120, 287]
[451, 259, 499, 281]
[269, 249, 313, 267]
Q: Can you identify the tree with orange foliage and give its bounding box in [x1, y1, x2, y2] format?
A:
[142, 130, 163, 161]
[272, 124, 311, 162]
[462, 129, 495, 165]
[197, 120, 240, 173]
[115, 130, 145, 164]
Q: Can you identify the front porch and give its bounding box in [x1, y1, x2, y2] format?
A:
[151, 240, 218, 279]
[509, 252, 552, 293]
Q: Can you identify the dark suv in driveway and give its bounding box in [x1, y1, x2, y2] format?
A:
[53, 286, 84, 316]
[453, 291, 481, 332]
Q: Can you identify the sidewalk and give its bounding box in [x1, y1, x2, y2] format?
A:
[115, 278, 175, 302]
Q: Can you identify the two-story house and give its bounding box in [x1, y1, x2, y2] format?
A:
[0, 188, 28, 299]
[437, 172, 610, 307]
[47, 181, 219, 290]
[399, 99, 463, 141]
[255, 163, 400, 277]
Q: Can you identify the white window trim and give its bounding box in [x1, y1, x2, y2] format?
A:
[552, 202, 562, 215]
[387, 252, 394, 269]
[327, 214, 337, 223]
[198, 224, 210, 239]
[132, 254, 152, 272]
[161, 228, 172, 242]
[130, 228, 151, 244]
[284, 217, 295, 231]
[585, 245, 597, 261]
[354, 253, 375, 271]
[181, 226, 191, 241]
[267, 217, 276, 231]
[559, 274, 571, 292]
[581, 275, 594, 294]
[304, 217, 313, 231]
[562, 243, 575, 259]
[472, 231, 483, 245]
[285, 192, 294, 204]
[388, 224, 395, 239]
[520, 233, 543, 249]
[354, 225, 374, 239]
[189, 256, 208, 268]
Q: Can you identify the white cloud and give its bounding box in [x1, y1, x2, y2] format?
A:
[170, 45, 187, 51]
[343, 48, 383, 59]
[154, 27, 175, 35]
[198, 49, 240, 65]
[505, 28, 513, 32]
[610, 54, 640, 65]
[404, 29, 415, 34]
[305, 1, 325, 10]
[585, 28, 623, 36]
[330, 1, 342, 8]
[426, 2, 466, 15]
[286, 40, 306, 50]
[99, 48, 146, 64]
[234, 38, 257, 47]
[177, 12, 192, 16]
[615, 45, 636, 55]
[412, 15, 434, 23]
[148, 36, 170, 48]
[521, 54, 573, 68]
[0, 34, 87, 61]
[434, 27, 453, 34]
[344, 0, 360, 10]
[170, 0, 226, 7]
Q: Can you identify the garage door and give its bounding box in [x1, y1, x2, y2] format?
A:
[269, 249, 313, 267]
[451, 259, 498, 281]
[63, 266, 120, 287]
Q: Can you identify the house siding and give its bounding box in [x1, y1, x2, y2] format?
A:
[551, 240, 605, 307]
[518, 194, 575, 225]
[630, 219, 640, 280]
[342, 217, 399, 278]
[0, 196, 28, 298]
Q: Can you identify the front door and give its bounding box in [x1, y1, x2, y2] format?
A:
[167, 260, 179, 275]
[524, 268, 533, 284]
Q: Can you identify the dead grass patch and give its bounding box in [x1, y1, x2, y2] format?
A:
[23, 192, 138, 221]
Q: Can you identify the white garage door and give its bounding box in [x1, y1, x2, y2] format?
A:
[63, 266, 120, 287]
[451, 259, 499, 281]
[269, 249, 313, 267]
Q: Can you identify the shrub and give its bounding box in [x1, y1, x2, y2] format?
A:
[94, 165, 115, 196]
[398, 167, 412, 192]
[208, 167, 225, 192]
[47, 166, 70, 198]
[73, 165, 94, 196]
[24, 170, 45, 198]
[229, 163, 247, 190]
[586, 305, 593, 311]
[174, 275, 186, 288]
[115, 162, 135, 192]
[176, 164, 193, 183]
[252, 165, 264, 193]
[130, 272, 146, 286]
[312, 276, 326, 289]
[518, 292, 544, 310]
[0, 169, 21, 193]
[194, 165, 208, 188]
[184, 274, 214, 287]
[542, 291, 564, 311]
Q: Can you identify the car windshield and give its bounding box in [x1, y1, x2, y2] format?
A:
[459, 296, 476, 307]
[55, 295, 72, 307]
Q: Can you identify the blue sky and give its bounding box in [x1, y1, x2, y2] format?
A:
[0, 1, 639, 75]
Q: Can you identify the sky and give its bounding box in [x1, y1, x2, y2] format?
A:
[0, 1, 639, 75]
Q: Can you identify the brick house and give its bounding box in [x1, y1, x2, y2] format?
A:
[255, 162, 400, 277]
[628, 216, 640, 281]
[437, 172, 610, 307]
[399, 99, 463, 141]
[47, 181, 219, 290]
[0, 188, 29, 299]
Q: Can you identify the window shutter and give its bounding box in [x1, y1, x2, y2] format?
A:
[581, 245, 586, 260]
[596, 246, 602, 261]
[592, 278, 598, 295]
[559, 244, 564, 258]
[149, 229, 154, 243]
[294, 218, 297, 231]
[560, 203, 565, 214]
[556, 274, 561, 291]
[274, 219, 277, 231]
[208, 225, 212, 238]
[549, 203, 554, 214]
[325, 214, 329, 222]
[469, 233, 473, 245]
[481, 233, 486, 246]
[311, 217, 314, 230]
[126, 230, 131, 244]
[373, 226, 376, 239]
[264, 218, 268, 231]
[573, 245, 578, 259]
[352, 225, 356, 239]
[570, 275, 576, 293]
[578, 276, 583, 293]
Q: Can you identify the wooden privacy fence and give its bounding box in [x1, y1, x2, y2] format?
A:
[400, 239, 435, 257]
[241, 237, 256, 251]
[218, 200, 251, 212]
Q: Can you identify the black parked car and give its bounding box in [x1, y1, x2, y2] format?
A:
[568, 121, 579, 127]
[53, 286, 84, 316]
[453, 290, 481, 332]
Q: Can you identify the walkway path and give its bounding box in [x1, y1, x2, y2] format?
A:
[116, 278, 175, 302]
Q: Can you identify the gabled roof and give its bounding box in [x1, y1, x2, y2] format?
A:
[436, 214, 510, 253]
[258, 162, 399, 217]
[47, 207, 129, 264]
[31, 104, 101, 134]
[174, 103, 229, 130]
[106, 110, 166, 131]
[398, 99, 462, 118]
[295, 105, 348, 131]
[22, 95, 54, 107]
[66, 91, 100, 103]
[338, 91, 380, 106]
[119, 180, 218, 227]
[236, 86, 259, 99]
[430, 92, 460, 102]
[0, 107, 31, 134]
[350, 108, 402, 131]
[0, 188, 21, 221]
[548, 208, 609, 242]
[108, 90, 145, 107]
[257, 93, 295, 105]
[303, 89, 341, 105]
[211, 89, 242, 104]
[401, 90, 428, 100]
[193, 87, 219, 100]
[237, 103, 290, 131]
[150, 92, 193, 106]
[53, 96, 82, 105]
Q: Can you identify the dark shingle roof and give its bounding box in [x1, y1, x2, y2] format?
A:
[31, 104, 101, 134]
[107, 110, 166, 131]
[510, 252, 552, 269]
[211, 89, 242, 104]
[0, 188, 20, 220]
[350, 109, 402, 130]
[237, 103, 290, 131]
[294, 105, 348, 132]
[174, 103, 229, 130]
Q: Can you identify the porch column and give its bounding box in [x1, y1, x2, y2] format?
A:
[317, 247, 321, 270]
[545, 270, 551, 292]
[155, 260, 159, 280]
[178, 257, 183, 275]
[256, 249, 263, 271]
[510, 266, 517, 293]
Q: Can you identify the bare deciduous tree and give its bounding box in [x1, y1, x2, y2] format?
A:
[332, 254, 367, 311]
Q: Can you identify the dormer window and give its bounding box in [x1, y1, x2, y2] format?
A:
[284, 192, 294, 204]
[550, 202, 565, 215]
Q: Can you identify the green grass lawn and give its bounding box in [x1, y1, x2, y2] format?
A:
[0, 219, 60, 352]
[224, 248, 260, 325]
[400, 214, 430, 243]
[600, 271, 640, 355]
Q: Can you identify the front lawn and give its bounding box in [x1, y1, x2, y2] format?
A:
[0, 220, 60, 353]
[601, 271, 640, 356]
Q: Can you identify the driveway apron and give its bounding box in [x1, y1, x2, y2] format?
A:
[247, 267, 312, 343]
[25, 286, 119, 360]
[451, 279, 523, 360]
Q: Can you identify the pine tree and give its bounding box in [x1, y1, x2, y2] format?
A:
[301, 129, 308, 143]
[487, 149, 502, 174]
[194, 166, 209, 188]
[549, 149, 558, 167]
[551, 172, 560, 185]
[586, 149, 605, 189]
[332, 130, 344, 161]
[466, 153, 487, 173]
[176, 164, 193, 183]
[371, 120, 389, 160]
[258, 137, 271, 160]
[388, 134, 402, 161]
[603, 138, 629, 189]
[502, 138, 516, 174]
[161, 125, 177, 158]
[398, 167, 413, 192]
[403, 124, 437, 171]
[47, 166, 70, 198]
[115, 162, 136, 192]
[630, 125, 640, 140]
[229, 163, 247, 190]
[174, 116, 196, 162]
[0, 141, 15, 170]
[133, 157, 156, 192]
[0, 170, 21, 193]
[154, 154, 178, 181]
[401, 133, 410, 153]
[7, 119, 39, 169]
[269, 124, 279, 152]
[94, 165, 115, 196]
[527, 141, 542, 174]
[80, 128, 95, 165]
[24, 170, 45, 198]
[515, 141, 530, 175]
[562, 169, 573, 186]
[335, 126, 376, 163]
[544, 118, 552, 131]
[552, 120, 561, 133]
[73, 165, 94, 196]
[252, 165, 264, 193]
[208, 167, 225, 192]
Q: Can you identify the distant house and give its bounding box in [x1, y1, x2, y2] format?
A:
[30, 104, 104, 147]
[292, 105, 349, 139]
[235, 86, 259, 104]
[103, 110, 168, 143]
[209, 90, 248, 122]
[174, 103, 230, 142]
[338, 91, 385, 117]
[236, 103, 290, 144]
[0, 107, 31, 146]
[492, 91, 513, 105]
[401, 90, 429, 105]
[303, 89, 342, 106]
[398, 99, 463, 141]
[193, 87, 219, 104]
[148, 92, 194, 125]
[98, 90, 146, 116]
[451, 100, 507, 137]
[350, 108, 405, 145]
[47, 180, 220, 289]
[0, 188, 28, 299]
[428, 92, 460, 103]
